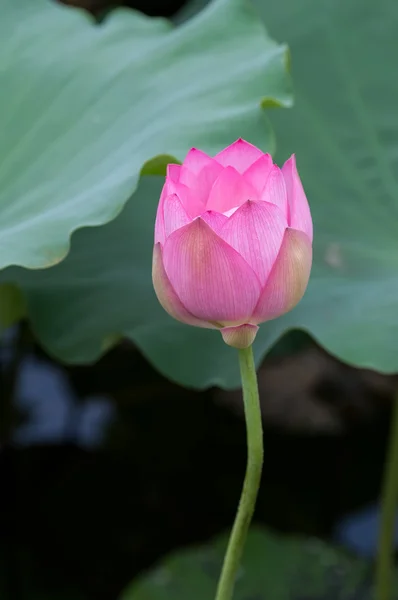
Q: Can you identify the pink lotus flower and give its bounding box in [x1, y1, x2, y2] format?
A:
[152, 139, 313, 349]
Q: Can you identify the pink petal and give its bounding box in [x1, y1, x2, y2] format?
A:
[200, 210, 228, 234]
[261, 165, 288, 216]
[252, 228, 312, 323]
[166, 180, 204, 218]
[219, 200, 287, 285]
[163, 194, 191, 238]
[152, 243, 216, 329]
[178, 166, 196, 188]
[166, 164, 181, 183]
[206, 166, 258, 213]
[154, 184, 167, 245]
[282, 155, 313, 241]
[243, 154, 273, 193]
[163, 218, 261, 325]
[196, 162, 224, 203]
[179, 161, 224, 205]
[215, 139, 264, 173]
[220, 324, 259, 349]
[182, 147, 215, 174]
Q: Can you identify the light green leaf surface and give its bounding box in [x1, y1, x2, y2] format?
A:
[4, 0, 394, 386]
[254, 0, 398, 374]
[0, 177, 238, 386]
[0, 0, 290, 270]
[118, 527, 376, 600]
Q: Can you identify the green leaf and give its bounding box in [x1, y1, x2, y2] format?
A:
[249, 0, 398, 374]
[118, 527, 376, 600]
[0, 0, 291, 270]
[7, 0, 393, 384]
[0, 283, 26, 331]
[0, 177, 238, 386]
[0, 177, 164, 364]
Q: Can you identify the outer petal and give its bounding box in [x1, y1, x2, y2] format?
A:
[163, 218, 261, 324]
[282, 155, 313, 241]
[219, 200, 287, 285]
[163, 193, 191, 238]
[206, 166, 258, 213]
[154, 183, 167, 244]
[261, 165, 288, 216]
[183, 147, 215, 174]
[215, 138, 264, 173]
[252, 228, 312, 323]
[243, 154, 273, 193]
[152, 243, 215, 329]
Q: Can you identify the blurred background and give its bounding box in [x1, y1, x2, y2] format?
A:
[2, 318, 397, 599]
[1, 0, 398, 599]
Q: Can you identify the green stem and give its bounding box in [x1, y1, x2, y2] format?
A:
[376, 394, 398, 600]
[215, 345, 263, 600]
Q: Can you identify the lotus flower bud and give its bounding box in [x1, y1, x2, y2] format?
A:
[152, 139, 313, 349]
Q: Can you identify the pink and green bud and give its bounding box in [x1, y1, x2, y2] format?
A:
[152, 139, 313, 349]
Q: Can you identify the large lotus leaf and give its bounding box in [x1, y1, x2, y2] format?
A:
[118, 526, 378, 600]
[251, 0, 398, 374]
[0, 0, 291, 270]
[0, 177, 237, 385]
[3, 0, 396, 387]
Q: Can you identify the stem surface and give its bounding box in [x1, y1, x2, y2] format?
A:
[215, 345, 263, 600]
[376, 395, 398, 600]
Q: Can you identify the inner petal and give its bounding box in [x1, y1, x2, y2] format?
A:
[206, 166, 259, 213]
[183, 147, 215, 174]
[260, 165, 288, 216]
[215, 139, 264, 173]
[167, 179, 205, 218]
[200, 210, 228, 234]
[243, 154, 273, 194]
[179, 161, 223, 206]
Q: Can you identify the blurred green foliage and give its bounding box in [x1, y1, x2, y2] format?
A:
[119, 526, 384, 600]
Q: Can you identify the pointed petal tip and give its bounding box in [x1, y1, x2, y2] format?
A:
[235, 137, 252, 147]
[283, 154, 297, 169]
[220, 323, 259, 349]
[182, 147, 214, 175]
[233, 137, 258, 147]
[215, 140, 264, 173]
[200, 210, 228, 233]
